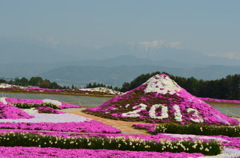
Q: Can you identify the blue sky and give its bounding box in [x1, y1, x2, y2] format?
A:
[1, 0, 240, 59]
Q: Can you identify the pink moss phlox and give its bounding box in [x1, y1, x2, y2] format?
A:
[1, 84, 112, 96]
[132, 124, 158, 133]
[5, 98, 79, 109]
[0, 102, 34, 119]
[160, 74, 169, 78]
[179, 88, 240, 125]
[0, 147, 203, 158]
[6, 98, 43, 104]
[35, 106, 65, 114]
[0, 120, 121, 133]
[200, 97, 240, 104]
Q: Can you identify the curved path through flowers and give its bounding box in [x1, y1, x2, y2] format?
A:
[70, 108, 153, 135]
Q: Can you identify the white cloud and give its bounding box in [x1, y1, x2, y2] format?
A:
[208, 52, 240, 60]
[46, 37, 59, 48]
[130, 40, 186, 50]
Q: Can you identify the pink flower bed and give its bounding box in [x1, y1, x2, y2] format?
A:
[132, 124, 158, 133]
[0, 99, 121, 133]
[0, 147, 203, 158]
[0, 120, 121, 133]
[84, 74, 239, 126]
[0, 85, 111, 96]
[200, 97, 240, 104]
[5, 98, 79, 109]
[35, 106, 65, 114]
[0, 102, 34, 119]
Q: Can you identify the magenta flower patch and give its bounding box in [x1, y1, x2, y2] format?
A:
[35, 106, 65, 114]
[0, 102, 34, 119]
[0, 147, 204, 158]
[200, 97, 240, 104]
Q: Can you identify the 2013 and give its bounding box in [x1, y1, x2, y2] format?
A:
[122, 103, 203, 123]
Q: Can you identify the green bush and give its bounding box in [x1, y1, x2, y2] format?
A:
[0, 132, 222, 155]
[154, 123, 240, 137]
[12, 103, 59, 109]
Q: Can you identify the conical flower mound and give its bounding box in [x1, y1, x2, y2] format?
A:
[84, 74, 239, 125]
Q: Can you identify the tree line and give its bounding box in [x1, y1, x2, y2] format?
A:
[85, 82, 121, 91]
[1, 77, 68, 89]
[1, 72, 240, 100]
[120, 72, 240, 100]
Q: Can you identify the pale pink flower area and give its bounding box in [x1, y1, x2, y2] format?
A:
[84, 74, 239, 126]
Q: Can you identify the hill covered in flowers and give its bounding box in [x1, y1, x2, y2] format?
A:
[84, 74, 239, 126]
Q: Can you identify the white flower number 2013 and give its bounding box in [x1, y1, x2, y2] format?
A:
[122, 104, 204, 123]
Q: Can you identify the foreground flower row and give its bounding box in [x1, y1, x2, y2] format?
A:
[0, 132, 221, 155]
[1, 129, 239, 152]
[0, 146, 203, 158]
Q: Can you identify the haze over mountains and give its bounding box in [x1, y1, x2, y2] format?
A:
[1, 37, 240, 87]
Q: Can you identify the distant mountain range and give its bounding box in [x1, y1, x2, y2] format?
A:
[38, 64, 240, 87]
[1, 37, 240, 87]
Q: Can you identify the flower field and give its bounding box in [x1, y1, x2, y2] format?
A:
[0, 74, 240, 157]
[0, 83, 120, 96]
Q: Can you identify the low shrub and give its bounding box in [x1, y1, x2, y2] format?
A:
[12, 103, 59, 109]
[154, 123, 240, 137]
[0, 132, 222, 155]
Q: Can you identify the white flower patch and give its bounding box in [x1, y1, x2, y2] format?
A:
[187, 108, 204, 123]
[122, 103, 147, 118]
[0, 83, 12, 89]
[43, 99, 62, 107]
[173, 105, 182, 122]
[163, 133, 230, 142]
[200, 148, 240, 158]
[23, 108, 38, 114]
[80, 87, 122, 95]
[149, 104, 168, 119]
[144, 74, 181, 95]
[122, 103, 205, 123]
[79, 88, 93, 92]
[0, 113, 89, 123]
[0, 97, 7, 104]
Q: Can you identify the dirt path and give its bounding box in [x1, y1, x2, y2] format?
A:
[70, 109, 151, 135]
